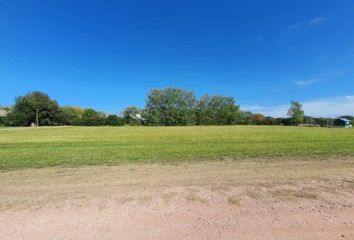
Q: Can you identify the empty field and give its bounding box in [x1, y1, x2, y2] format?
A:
[1, 126, 354, 239]
[0, 125, 353, 170]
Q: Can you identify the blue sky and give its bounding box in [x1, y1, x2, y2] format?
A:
[1, 0, 354, 117]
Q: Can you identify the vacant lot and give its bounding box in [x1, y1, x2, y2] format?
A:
[0, 126, 353, 170]
[1, 126, 354, 239]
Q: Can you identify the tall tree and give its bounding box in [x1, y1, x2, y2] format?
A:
[196, 94, 241, 125]
[287, 101, 305, 125]
[106, 114, 124, 126]
[145, 88, 197, 126]
[8, 91, 62, 126]
[60, 106, 83, 125]
[196, 94, 212, 125]
[80, 108, 106, 126]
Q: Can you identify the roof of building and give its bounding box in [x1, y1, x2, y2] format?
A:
[0, 109, 8, 117]
[337, 118, 351, 122]
[129, 114, 146, 121]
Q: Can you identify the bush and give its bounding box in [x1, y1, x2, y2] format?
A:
[0, 116, 6, 126]
[80, 109, 106, 126]
[106, 115, 125, 126]
[61, 106, 83, 125]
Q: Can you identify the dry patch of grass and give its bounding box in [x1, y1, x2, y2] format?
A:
[272, 189, 319, 201]
[208, 184, 232, 194]
[162, 192, 179, 204]
[227, 196, 241, 205]
[185, 194, 208, 203]
[245, 189, 264, 200]
[116, 196, 135, 204]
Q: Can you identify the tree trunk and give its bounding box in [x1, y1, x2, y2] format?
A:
[36, 109, 39, 126]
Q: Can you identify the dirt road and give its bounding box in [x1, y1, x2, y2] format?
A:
[1, 157, 354, 239]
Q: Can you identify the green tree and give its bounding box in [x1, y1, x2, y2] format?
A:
[0, 106, 10, 126]
[196, 94, 213, 125]
[264, 116, 278, 125]
[237, 111, 254, 125]
[61, 106, 83, 125]
[80, 108, 106, 126]
[106, 114, 124, 126]
[8, 91, 62, 126]
[304, 116, 316, 126]
[196, 94, 241, 125]
[145, 88, 197, 126]
[287, 101, 305, 125]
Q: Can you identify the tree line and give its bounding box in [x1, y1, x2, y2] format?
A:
[0, 88, 351, 127]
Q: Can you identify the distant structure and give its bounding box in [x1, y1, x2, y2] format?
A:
[334, 118, 352, 128]
[0, 109, 8, 117]
[129, 114, 146, 125]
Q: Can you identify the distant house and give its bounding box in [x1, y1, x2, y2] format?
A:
[0, 109, 8, 117]
[129, 114, 146, 125]
[334, 118, 352, 128]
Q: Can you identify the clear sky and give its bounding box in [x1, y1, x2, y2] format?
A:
[1, 0, 353, 117]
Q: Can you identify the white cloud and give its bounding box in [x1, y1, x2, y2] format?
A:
[288, 21, 303, 30]
[294, 78, 323, 86]
[288, 17, 325, 30]
[308, 17, 325, 27]
[242, 96, 354, 118]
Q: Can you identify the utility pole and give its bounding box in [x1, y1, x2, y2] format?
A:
[36, 109, 39, 127]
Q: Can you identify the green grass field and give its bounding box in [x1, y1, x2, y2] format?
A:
[0, 126, 353, 170]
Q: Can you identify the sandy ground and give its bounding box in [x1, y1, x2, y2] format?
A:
[1, 157, 354, 240]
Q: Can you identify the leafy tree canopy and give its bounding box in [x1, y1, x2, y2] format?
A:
[196, 94, 241, 125]
[106, 114, 125, 126]
[8, 91, 62, 126]
[287, 101, 305, 125]
[145, 88, 197, 126]
[61, 106, 83, 125]
[80, 108, 106, 126]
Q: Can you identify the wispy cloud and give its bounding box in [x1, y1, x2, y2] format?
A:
[308, 17, 325, 27]
[242, 96, 354, 118]
[288, 16, 325, 30]
[294, 78, 323, 86]
[288, 21, 303, 30]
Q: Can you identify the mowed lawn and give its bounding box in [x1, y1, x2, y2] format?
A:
[0, 126, 353, 170]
